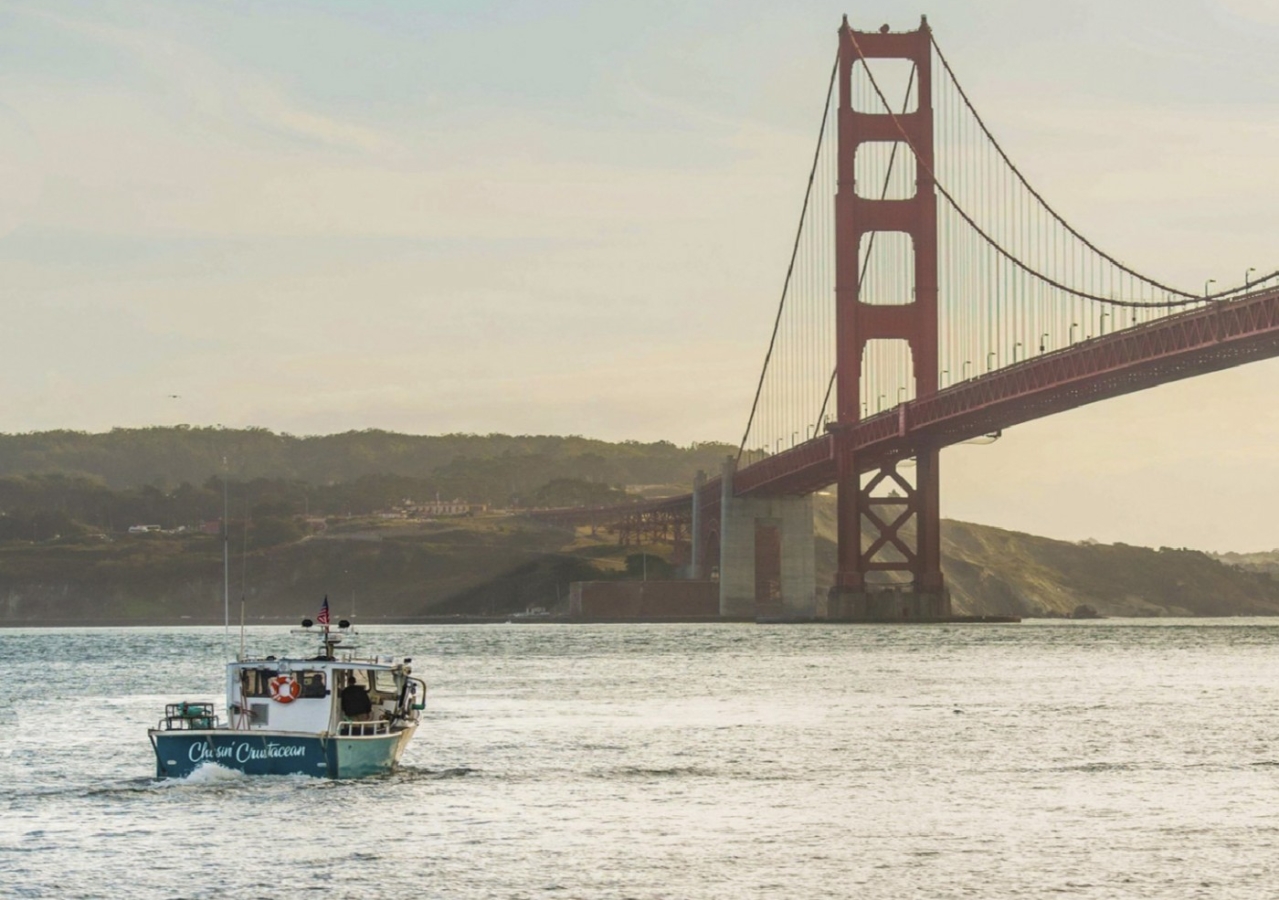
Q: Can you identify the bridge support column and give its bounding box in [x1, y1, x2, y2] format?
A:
[831, 438, 864, 610]
[826, 447, 950, 621]
[689, 470, 706, 579]
[719, 459, 816, 620]
[917, 448, 944, 592]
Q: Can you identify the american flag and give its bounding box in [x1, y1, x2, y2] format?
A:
[317, 595, 330, 626]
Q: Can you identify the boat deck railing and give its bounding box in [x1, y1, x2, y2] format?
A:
[338, 720, 390, 737]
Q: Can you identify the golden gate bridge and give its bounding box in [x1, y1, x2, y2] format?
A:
[531, 15, 1279, 621]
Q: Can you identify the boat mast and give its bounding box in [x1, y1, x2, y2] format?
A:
[223, 456, 230, 660]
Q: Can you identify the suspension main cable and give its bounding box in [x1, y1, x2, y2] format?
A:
[849, 29, 1277, 308]
[930, 34, 1197, 300]
[736, 52, 839, 463]
[937, 192, 1279, 307]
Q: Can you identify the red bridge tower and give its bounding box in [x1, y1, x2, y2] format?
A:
[829, 16, 948, 619]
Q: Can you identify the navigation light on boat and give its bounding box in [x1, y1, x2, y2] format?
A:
[339, 619, 351, 629]
[301, 618, 313, 629]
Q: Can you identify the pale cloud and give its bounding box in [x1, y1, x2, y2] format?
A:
[1214, 0, 1279, 27]
[259, 101, 398, 156]
[0, 103, 42, 238]
[11, 5, 403, 158]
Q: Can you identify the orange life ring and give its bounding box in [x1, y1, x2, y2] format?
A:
[269, 674, 301, 703]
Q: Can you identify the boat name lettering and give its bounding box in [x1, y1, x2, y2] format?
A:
[186, 741, 309, 764]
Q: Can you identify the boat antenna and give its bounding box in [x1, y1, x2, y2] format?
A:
[222, 456, 230, 660]
[239, 496, 250, 661]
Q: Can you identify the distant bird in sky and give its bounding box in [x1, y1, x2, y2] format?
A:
[166, 394, 181, 399]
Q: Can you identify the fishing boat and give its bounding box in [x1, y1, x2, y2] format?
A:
[148, 603, 426, 779]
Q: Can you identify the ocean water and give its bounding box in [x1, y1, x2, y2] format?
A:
[3, 621, 1279, 899]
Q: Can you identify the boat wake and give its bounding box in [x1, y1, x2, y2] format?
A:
[156, 761, 250, 787]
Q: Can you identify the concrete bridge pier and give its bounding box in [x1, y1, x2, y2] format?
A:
[718, 459, 816, 620]
[688, 470, 706, 579]
[826, 585, 951, 621]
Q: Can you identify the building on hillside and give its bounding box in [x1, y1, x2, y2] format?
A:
[397, 498, 488, 518]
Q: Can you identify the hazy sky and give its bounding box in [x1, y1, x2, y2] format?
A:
[0, 0, 1276, 551]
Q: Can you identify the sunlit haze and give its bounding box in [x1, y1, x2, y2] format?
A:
[0, 0, 1275, 551]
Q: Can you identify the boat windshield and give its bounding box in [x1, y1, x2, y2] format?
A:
[333, 667, 401, 719]
[371, 669, 399, 694]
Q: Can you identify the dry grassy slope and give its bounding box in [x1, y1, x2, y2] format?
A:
[811, 495, 1279, 617]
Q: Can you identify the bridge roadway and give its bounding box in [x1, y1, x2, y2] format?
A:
[530, 284, 1279, 528]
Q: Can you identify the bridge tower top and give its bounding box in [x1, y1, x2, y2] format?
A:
[835, 15, 938, 427]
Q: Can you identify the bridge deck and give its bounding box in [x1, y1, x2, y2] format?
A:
[528, 286, 1279, 528]
[735, 286, 1279, 497]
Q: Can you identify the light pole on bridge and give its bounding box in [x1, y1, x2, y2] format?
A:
[962, 360, 972, 380]
[1205, 278, 1216, 300]
[941, 368, 949, 387]
[1100, 311, 1108, 335]
[986, 351, 996, 372]
[1013, 342, 1022, 362]
[1040, 332, 1050, 354]
[1246, 268, 1257, 289]
[1069, 322, 1079, 344]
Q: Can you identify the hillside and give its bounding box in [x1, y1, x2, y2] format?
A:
[3, 504, 1278, 623]
[0, 427, 1276, 623]
[938, 521, 1279, 617]
[1212, 549, 1279, 578]
[0, 427, 734, 502]
[809, 497, 1279, 617]
[0, 515, 617, 624]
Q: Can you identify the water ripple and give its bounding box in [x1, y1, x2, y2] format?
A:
[4, 621, 1279, 898]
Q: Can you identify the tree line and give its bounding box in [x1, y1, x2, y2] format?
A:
[0, 428, 725, 543]
[0, 427, 734, 491]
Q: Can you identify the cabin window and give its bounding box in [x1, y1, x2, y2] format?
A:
[240, 668, 326, 698]
[240, 668, 275, 697]
[371, 670, 399, 695]
[299, 671, 327, 698]
[338, 669, 370, 689]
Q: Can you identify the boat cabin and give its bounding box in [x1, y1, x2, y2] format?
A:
[226, 656, 422, 737]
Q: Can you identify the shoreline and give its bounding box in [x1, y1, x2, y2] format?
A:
[15, 613, 1229, 628]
